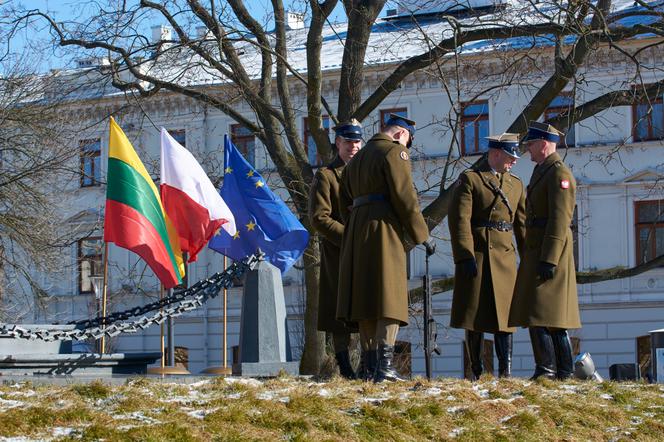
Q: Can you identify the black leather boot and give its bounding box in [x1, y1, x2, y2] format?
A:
[358, 350, 376, 381]
[465, 330, 484, 381]
[335, 350, 357, 380]
[551, 329, 574, 380]
[494, 332, 512, 378]
[529, 327, 556, 380]
[373, 344, 407, 383]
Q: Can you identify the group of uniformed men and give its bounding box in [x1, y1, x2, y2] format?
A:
[308, 114, 579, 383]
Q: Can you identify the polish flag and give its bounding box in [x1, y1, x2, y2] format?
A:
[160, 128, 236, 263]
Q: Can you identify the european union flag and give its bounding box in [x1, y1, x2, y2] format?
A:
[208, 135, 309, 273]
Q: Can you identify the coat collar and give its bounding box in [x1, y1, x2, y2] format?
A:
[370, 133, 398, 144]
[533, 151, 561, 175]
[326, 154, 345, 170]
[475, 160, 503, 190]
[529, 151, 561, 193]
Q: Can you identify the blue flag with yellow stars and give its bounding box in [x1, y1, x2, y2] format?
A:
[208, 135, 309, 273]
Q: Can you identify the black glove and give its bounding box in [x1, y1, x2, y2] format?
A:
[457, 258, 478, 279]
[538, 262, 556, 281]
[423, 240, 436, 256]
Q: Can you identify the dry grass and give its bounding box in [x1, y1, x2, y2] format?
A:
[0, 375, 663, 441]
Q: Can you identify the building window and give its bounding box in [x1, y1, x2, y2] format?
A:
[632, 90, 664, 142]
[635, 200, 664, 265]
[168, 129, 186, 147]
[303, 116, 330, 165]
[460, 101, 489, 155]
[380, 107, 408, 131]
[80, 138, 101, 187]
[78, 237, 103, 294]
[230, 124, 255, 165]
[544, 94, 576, 147]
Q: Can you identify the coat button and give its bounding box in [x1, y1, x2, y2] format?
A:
[489, 245, 493, 249]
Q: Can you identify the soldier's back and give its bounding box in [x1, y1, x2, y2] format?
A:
[343, 134, 397, 198]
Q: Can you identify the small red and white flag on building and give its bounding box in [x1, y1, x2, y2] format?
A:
[160, 128, 236, 262]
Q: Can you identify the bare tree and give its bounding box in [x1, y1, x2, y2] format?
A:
[8, 0, 664, 373]
[0, 55, 93, 320]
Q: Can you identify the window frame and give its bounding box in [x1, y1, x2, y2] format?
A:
[544, 93, 576, 147]
[460, 100, 489, 156]
[168, 129, 186, 148]
[230, 123, 256, 165]
[79, 138, 101, 188]
[632, 88, 664, 142]
[78, 236, 103, 295]
[303, 116, 330, 166]
[634, 200, 664, 265]
[380, 107, 408, 132]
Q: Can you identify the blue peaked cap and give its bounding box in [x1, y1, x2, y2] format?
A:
[524, 121, 563, 143]
[334, 120, 363, 141]
[487, 133, 520, 158]
[385, 113, 416, 138]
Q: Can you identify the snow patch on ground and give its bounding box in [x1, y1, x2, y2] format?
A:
[0, 398, 25, 409]
[224, 377, 263, 388]
[425, 387, 442, 396]
[0, 437, 47, 442]
[52, 427, 76, 437]
[186, 408, 219, 419]
[448, 427, 464, 438]
[113, 411, 161, 425]
[6, 390, 36, 398]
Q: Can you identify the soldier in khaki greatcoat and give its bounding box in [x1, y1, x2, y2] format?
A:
[308, 120, 363, 379]
[509, 121, 580, 380]
[449, 133, 526, 380]
[337, 114, 431, 383]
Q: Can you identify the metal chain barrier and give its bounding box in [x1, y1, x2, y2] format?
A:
[0, 253, 262, 342]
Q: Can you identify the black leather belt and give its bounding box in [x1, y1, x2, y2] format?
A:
[471, 220, 513, 232]
[353, 194, 387, 208]
[526, 217, 548, 228]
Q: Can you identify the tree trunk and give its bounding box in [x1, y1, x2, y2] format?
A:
[298, 239, 326, 374]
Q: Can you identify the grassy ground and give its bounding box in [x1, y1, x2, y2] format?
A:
[0, 375, 663, 441]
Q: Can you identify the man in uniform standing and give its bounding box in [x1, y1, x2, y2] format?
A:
[449, 133, 526, 380]
[337, 114, 431, 383]
[308, 120, 363, 379]
[509, 121, 580, 380]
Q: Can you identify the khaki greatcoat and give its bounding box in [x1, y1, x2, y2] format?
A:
[336, 134, 428, 326]
[449, 161, 526, 333]
[308, 155, 354, 333]
[509, 152, 581, 329]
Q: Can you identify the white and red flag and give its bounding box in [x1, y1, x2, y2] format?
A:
[160, 128, 236, 262]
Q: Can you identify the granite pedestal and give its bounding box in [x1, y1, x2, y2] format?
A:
[0, 324, 160, 376]
[233, 260, 299, 376]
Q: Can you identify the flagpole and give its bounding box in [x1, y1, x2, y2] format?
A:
[204, 137, 232, 376]
[147, 273, 189, 375]
[100, 242, 109, 354]
[203, 254, 232, 375]
[160, 285, 165, 370]
[224, 255, 228, 372]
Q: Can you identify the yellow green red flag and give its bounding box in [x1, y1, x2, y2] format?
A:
[103, 117, 185, 288]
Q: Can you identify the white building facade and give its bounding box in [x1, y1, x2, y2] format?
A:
[29, 5, 664, 379]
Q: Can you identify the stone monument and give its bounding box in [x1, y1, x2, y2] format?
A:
[233, 259, 299, 376]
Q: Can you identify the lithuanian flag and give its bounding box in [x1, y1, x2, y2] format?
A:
[103, 117, 185, 288]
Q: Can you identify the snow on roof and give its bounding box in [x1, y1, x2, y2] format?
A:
[26, 0, 664, 102]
